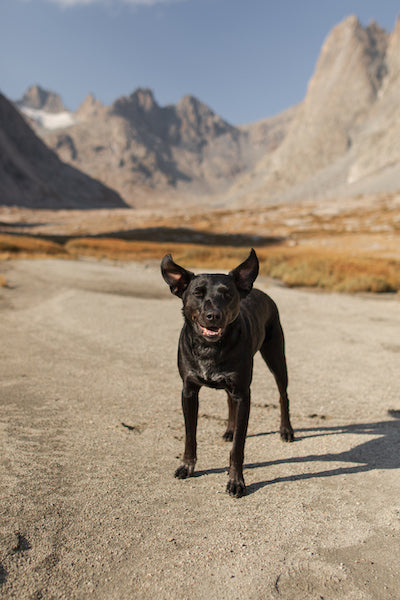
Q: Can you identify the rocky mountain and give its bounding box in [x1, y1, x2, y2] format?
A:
[348, 17, 400, 188]
[16, 84, 76, 131]
[17, 87, 296, 207]
[230, 15, 400, 204]
[17, 84, 67, 113]
[14, 14, 400, 209]
[0, 93, 127, 209]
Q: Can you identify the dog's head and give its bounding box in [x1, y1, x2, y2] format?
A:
[161, 249, 259, 342]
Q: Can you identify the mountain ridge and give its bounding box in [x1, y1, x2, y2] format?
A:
[18, 86, 294, 206]
[0, 93, 127, 209]
[229, 14, 400, 205]
[12, 13, 400, 209]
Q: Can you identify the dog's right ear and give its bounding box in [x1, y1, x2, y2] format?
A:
[161, 254, 195, 298]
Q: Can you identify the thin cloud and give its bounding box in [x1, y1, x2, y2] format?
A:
[43, 0, 187, 6]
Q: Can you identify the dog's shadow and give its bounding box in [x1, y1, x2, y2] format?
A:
[195, 410, 400, 495]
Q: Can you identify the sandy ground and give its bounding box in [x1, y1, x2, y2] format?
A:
[0, 257, 399, 600]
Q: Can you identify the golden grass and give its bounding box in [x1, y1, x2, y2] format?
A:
[259, 247, 400, 293]
[1, 233, 400, 294]
[63, 238, 400, 293]
[65, 238, 251, 268]
[0, 234, 67, 259]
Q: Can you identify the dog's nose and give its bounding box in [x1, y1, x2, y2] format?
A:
[205, 309, 221, 323]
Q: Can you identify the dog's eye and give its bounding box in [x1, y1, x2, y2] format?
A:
[221, 289, 232, 299]
[193, 289, 204, 298]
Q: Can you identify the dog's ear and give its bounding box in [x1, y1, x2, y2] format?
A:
[161, 254, 195, 298]
[229, 248, 259, 296]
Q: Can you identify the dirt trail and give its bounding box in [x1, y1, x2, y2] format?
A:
[0, 258, 399, 599]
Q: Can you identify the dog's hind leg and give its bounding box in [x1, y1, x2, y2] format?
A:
[260, 320, 294, 442]
[223, 393, 237, 442]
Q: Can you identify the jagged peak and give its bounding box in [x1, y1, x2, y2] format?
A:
[76, 93, 103, 118]
[19, 84, 66, 113]
[78, 93, 101, 108]
[336, 14, 360, 31]
[366, 19, 387, 34]
[320, 14, 387, 52]
[129, 88, 158, 110]
[177, 94, 220, 116]
[111, 87, 160, 117]
[176, 94, 233, 132]
[314, 13, 389, 95]
[178, 94, 206, 108]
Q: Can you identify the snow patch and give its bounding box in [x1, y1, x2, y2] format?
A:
[20, 106, 76, 130]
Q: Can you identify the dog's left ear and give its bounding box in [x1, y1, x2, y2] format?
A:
[229, 248, 259, 296]
[161, 254, 195, 298]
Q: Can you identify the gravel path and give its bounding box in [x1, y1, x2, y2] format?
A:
[1, 258, 399, 599]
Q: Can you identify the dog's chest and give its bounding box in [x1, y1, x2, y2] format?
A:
[190, 354, 234, 389]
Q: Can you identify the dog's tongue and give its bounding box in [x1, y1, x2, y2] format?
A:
[200, 325, 222, 337]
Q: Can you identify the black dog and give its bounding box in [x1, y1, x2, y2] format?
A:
[161, 249, 293, 497]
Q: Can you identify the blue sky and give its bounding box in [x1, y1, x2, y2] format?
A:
[1, 0, 399, 125]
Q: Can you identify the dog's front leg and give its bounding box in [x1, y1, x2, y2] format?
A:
[226, 390, 250, 497]
[223, 393, 237, 442]
[175, 380, 200, 479]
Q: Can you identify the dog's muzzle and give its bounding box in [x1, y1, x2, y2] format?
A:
[198, 324, 223, 338]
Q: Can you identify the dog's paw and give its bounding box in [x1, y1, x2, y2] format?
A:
[280, 426, 294, 442]
[174, 462, 195, 479]
[226, 478, 246, 498]
[222, 430, 233, 442]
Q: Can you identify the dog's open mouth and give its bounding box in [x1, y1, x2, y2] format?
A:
[198, 324, 223, 338]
